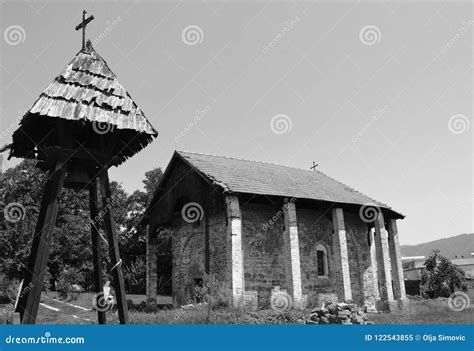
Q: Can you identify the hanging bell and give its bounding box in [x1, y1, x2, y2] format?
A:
[64, 164, 90, 191]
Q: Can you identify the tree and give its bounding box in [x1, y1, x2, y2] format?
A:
[1, 160, 52, 279]
[56, 266, 85, 298]
[0, 161, 132, 290]
[421, 250, 468, 298]
[142, 168, 163, 200]
[0, 162, 165, 295]
[119, 168, 164, 294]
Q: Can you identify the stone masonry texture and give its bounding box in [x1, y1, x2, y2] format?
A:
[156, 193, 399, 310]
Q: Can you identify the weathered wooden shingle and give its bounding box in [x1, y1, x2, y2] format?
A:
[28, 42, 154, 133]
[10, 40, 157, 165]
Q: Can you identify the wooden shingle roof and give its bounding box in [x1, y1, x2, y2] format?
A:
[9, 40, 157, 165]
[143, 150, 404, 223]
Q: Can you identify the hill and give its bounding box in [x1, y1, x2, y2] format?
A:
[400, 233, 474, 258]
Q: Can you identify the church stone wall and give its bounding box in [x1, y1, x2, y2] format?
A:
[344, 212, 373, 306]
[239, 202, 375, 308]
[172, 215, 205, 306]
[208, 211, 228, 285]
[296, 208, 338, 305]
[241, 203, 288, 308]
[171, 198, 376, 308]
[172, 209, 229, 306]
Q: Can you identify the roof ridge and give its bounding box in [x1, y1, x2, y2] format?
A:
[176, 150, 392, 210]
[177, 150, 320, 173]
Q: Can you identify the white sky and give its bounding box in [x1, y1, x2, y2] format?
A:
[1, 0, 472, 245]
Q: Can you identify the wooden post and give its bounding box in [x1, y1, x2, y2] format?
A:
[146, 223, 158, 303]
[204, 213, 210, 275]
[99, 170, 128, 324]
[16, 161, 66, 323]
[88, 178, 106, 324]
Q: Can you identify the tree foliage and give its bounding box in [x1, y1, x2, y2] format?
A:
[421, 249, 468, 298]
[56, 266, 85, 298]
[0, 160, 164, 295]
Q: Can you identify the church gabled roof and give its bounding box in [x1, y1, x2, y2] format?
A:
[9, 40, 157, 165]
[143, 150, 404, 223]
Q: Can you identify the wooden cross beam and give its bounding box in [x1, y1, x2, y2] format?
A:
[310, 161, 318, 171]
[75, 10, 94, 50]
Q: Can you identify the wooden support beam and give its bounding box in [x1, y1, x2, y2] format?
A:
[88, 178, 106, 324]
[38, 146, 120, 171]
[146, 223, 158, 302]
[204, 213, 210, 275]
[16, 161, 66, 323]
[99, 170, 128, 324]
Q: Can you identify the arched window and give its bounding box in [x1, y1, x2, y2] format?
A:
[316, 244, 329, 278]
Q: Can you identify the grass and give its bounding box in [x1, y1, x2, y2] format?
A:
[129, 298, 473, 324]
[1, 292, 472, 324]
[368, 297, 473, 324]
[129, 308, 307, 324]
[0, 291, 154, 324]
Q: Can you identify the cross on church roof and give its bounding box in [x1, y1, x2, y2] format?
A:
[75, 10, 94, 51]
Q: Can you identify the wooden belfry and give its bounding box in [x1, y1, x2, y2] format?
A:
[7, 11, 158, 324]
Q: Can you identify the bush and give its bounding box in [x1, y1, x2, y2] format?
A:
[421, 250, 468, 298]
[123, 257, 146, 294]
[56, 267, 85, 299]
[195, 274, 232, 309]
[2, 280, 20, 304]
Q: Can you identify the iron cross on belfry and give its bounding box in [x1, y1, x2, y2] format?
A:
[311, 161, 318, 171]
[75, 10, 94, 50]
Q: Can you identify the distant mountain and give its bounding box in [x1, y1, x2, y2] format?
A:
[400, 233, 474, 259]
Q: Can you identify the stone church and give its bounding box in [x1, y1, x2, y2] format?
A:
[142, 151, 406, 311]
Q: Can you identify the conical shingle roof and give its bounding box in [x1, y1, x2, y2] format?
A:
[10, 40, 157, 165]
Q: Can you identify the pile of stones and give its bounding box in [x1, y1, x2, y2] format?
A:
[307, 302, 372, 325]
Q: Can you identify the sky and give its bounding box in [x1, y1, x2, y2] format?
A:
[0, 0, 472, 245]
